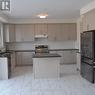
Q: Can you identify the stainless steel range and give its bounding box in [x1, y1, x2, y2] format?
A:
[35, 45, 49, 54]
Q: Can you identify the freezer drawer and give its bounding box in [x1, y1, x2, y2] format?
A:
[81, 61, 95, 83]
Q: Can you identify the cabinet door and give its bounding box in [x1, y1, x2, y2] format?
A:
[61, 24, 76, 41]
[86, 11, 95, 30]
[3, 24, 10, 42]
[54, 24, 62, 41]
[50, 51, 63, 64]
[3, 24, 15, 42]
[9, 24, 15, 42]
[47, 23, 76, 41]
[82, 10, 95, 31]
[47, 24, 58, 41]
[11, 52, 16, 72]
[15, 24, 35, 42]
[16, 52, 22, 66]
[22, 25, 35, 41]
[15, 25, 23, 42]
[35, 24, 48, 35]
[21, 52, 33, 65]
[62, 51, 76, 64]
[82, 15, 88, 31]
[16, 52, 33, 66]
[68, 24, 76, 41]
[60, 24, 69, 41]
[50, 51, 76, 64]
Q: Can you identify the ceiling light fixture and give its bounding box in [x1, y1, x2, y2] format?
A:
[37, 13, 48, 18]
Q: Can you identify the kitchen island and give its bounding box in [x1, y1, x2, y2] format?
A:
[33, 53, 61, 79]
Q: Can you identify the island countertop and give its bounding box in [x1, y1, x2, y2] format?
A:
[32, 53, 61, 58]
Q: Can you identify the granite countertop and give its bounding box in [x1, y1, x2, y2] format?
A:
[13, 50, 35, 52]
[6, 49, 79, 52]
[49, 49, 79, 51]
[0, 48, 79, 57]
[32, 53, 61, 58]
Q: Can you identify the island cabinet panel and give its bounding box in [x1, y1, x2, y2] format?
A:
[34, 24, 48, 35]
[15, 24, 35, 42]
[33, 57, 60, 79]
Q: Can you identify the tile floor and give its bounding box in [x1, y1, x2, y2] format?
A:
[0, 64, 95, 95]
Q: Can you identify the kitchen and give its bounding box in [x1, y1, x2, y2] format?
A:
[0, 0, 95, 95]
[0, 23, 77, 79]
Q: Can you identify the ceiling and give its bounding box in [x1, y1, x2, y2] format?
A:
[3, 0, 94, 19]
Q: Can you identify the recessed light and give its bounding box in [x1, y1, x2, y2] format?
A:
[39, 15, 46, 18]
[37, 13, 48, 18]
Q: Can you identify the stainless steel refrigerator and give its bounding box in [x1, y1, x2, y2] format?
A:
[81, 30, 95, 83]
